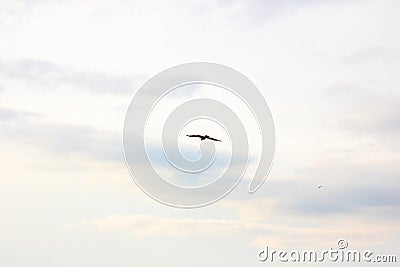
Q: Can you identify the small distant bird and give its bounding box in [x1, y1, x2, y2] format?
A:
[318, 185, 322, 189]
[186, 134, 221, 142]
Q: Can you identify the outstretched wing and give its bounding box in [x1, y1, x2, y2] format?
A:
[206, 136, 222, 142]
[186, 134, 204, 138]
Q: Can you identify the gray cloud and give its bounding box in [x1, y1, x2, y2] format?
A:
[321, 81, 400, 137]
[223, 180, 400, 225]
[0, 107, 122, 162]
[0, 58, 145, 95]
[0, 106, 40, 120]
[251, 161, 400, 219]
[343, 46, 400, 65]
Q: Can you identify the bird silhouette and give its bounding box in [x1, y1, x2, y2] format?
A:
[186, 134, 221, 142]
[318, 185, 322, 189]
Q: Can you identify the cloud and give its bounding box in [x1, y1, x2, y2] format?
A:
[213, 0, 345, 27]
[66, 211, 400, 249]
[0, 58, 145, 95]
[321, 82, 400, 137]
[343, 46, 400, 65]
[232, 171, 400, 218]
[0, 107, 122, 162]
[1, 1, 399, 265]
[220, 195, 400, 248]
[66, 214, 272, 237]
[0, 106, 39, 120]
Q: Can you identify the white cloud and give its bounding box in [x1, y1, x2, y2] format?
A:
[66, 211, 400, 249]
[0, 58, 145, 95]
[66, 214, 270, 237]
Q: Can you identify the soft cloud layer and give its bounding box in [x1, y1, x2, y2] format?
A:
[0, 106, 122, 161]
[0, 58, 145, 95]
[66, 211, 400, 249]
[0, 0, 399, 266]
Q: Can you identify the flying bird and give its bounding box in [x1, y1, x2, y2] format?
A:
[318, 185, 322, 189]
[186, 134, 221, 142]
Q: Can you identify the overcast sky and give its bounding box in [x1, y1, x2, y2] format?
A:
[0, 0, 399, 266]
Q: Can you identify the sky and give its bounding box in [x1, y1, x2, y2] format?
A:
[0, 0, 399, 266]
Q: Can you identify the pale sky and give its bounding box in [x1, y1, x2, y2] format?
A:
[0, 0, 399, 266]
